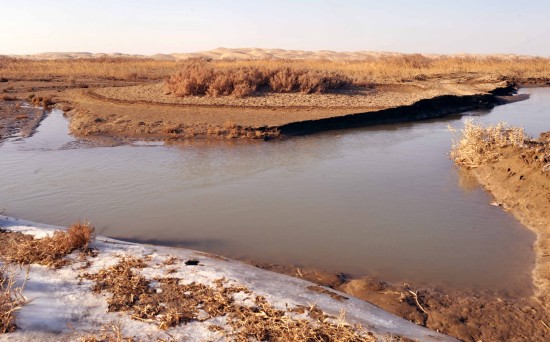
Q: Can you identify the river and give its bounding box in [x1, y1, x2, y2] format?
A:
[2, 88, 548, 295]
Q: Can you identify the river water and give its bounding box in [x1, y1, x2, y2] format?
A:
[2, 88, 549, 295]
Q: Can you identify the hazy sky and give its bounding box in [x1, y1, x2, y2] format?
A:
[1, 0, 549, 55]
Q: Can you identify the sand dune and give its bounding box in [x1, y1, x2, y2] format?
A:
[2, 47, 538, 61]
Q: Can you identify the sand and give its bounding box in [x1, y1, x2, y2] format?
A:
[2, 47, 538, 61]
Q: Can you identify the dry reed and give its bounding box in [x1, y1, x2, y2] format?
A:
[2, 55, 550, 85]
[450, 120, 527, 168]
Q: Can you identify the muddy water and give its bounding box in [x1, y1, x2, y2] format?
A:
[1, 88, 548, 295]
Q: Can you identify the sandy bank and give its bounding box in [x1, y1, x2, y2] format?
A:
[464, 132, 550, 309]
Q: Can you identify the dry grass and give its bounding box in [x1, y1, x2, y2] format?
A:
[450, 120, 527, 168]
[164, 60, 352, 97]
[2, 55, 550, 85]
[84, 258, 374, 341]
[0, 222, 95, 268]
[0, 266, 28, 334]
[0, 56, 175, 81]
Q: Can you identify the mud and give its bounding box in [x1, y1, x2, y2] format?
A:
[0, 100, 44, 143]
[254, 263, 549, 342]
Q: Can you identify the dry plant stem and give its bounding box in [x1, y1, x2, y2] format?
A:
[0, 265, 30, 334]
[407, 290, 428, 316]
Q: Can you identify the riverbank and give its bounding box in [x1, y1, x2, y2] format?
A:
[0, 216, 453, 342]
[451, 126, 550, 309]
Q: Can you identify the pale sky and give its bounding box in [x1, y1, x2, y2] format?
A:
[1, 0, 549, 56]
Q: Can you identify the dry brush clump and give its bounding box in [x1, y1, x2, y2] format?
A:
[164, 60, 353, 97]
[450, 120, 527, 168]
[84, 258, 374, 341]
[0, 222, 95, 268]
[0, 266, 28, 334]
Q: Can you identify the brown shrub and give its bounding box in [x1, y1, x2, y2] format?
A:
[165, 61, 351, 97]
[0, 222, 95, 268]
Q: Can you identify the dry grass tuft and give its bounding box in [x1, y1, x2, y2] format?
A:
[84, 258, 374, 341]
[0, 266, 28, 334]
[84, 257, 151, 313]
[0, 222, 95, 268]
[450, 120, 527, 168]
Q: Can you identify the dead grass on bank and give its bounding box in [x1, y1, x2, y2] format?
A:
[0, 222, 95, 268]
[83, 258, 374, 341]
[0, 266, 28, 334]
[450, 120, 527, 168]
[1, 54, 550, 85]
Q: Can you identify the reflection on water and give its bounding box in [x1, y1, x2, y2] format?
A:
[456, 167, 481, 192]
[1, 88, 548, 295]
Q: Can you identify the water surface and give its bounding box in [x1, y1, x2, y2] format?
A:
[2, 88, 548, 295]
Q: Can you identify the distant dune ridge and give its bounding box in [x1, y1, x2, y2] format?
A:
[1, 47, 537, 60]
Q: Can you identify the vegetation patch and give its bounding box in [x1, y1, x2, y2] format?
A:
[0, 222, 95, 268]
[450, 120, 528, 168]
[164, 60, 353, 97]
[83, 258, 374, 341]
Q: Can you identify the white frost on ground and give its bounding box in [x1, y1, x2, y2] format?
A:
[0, 216, 457, 341]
